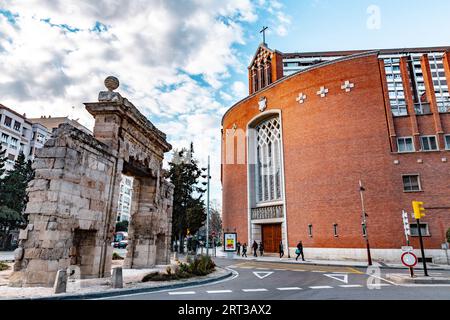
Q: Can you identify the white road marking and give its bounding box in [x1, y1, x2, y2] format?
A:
[309, 286, 333, 289]
[277, 287, 303, 291]
[339, 285, 363, 288]
[168, 291, 196, 295]
[253, 271, 274, 279]
[242, 288, 268, 292]
[207, 290, 233, 294]
[324, 274, 349, 284]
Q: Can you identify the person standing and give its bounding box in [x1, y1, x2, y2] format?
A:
[296, 241, 305, 261]
[242, 243, 248, 258]
[279, 241, 284, 259]
[252, 241, 258, 257]
[259, 241, 264, 257]
[236, 242, 241, 256]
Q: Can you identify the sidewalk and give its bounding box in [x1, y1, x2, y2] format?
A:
[207, 248, 450, 271]
[0, 251, 14, 262]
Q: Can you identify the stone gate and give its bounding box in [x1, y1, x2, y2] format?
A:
[10, 77, 174, 287]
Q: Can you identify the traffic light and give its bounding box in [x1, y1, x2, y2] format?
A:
[412, 201, 426, 220]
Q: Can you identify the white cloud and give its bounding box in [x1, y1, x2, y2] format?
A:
[0, 0, 290, 204]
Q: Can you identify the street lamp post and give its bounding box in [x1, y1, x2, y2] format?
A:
[359, 180, 373, 266]
[201, 156, 211, 256]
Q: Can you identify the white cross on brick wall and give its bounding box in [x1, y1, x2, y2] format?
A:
[296, 93, 307, 104]
[317, 86, 329, 98]
[341, 80, 355, 92]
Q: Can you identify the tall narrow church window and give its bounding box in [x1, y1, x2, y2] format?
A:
[255, 116, 283, 203]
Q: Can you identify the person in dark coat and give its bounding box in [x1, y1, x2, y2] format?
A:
[242, 243, 248, 257]
[259, 242, 264, 257]
[252, 241, 258, 257]
[296, 241, 305, 261]
[279, 241, 284, 259]
[236, 242, 241, 256]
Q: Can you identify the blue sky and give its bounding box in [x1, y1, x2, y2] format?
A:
[1, 0, 449, 206]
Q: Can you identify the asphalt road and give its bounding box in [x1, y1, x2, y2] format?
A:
[98, 258, 450, 300]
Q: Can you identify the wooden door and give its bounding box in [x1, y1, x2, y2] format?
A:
[262, 224, 282, 253]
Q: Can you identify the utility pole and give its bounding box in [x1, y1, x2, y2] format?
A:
[359, 180, 373, 266]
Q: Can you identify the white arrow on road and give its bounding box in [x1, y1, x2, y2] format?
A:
[324, 274, 348, 284]
[253, 271, 274, 279]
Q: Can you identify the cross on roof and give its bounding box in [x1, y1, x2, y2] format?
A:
[260, 26, 269, 45]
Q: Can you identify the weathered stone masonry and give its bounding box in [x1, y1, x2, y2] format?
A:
[10, 78, 174, 287]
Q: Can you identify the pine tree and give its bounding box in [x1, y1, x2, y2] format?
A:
[0, 152, 35, 215]
[0, 144, 7, 178]
[168, 143, 206, 253]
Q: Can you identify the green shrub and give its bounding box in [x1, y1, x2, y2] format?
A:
[112, 252, 124, 260]
[0, 262, 9, 271]
[142, 255, 216, 282]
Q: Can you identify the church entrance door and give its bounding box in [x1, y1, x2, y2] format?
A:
[261, 224, 282, 253]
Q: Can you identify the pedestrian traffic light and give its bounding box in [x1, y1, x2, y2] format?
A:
[412, 201, 426, 220]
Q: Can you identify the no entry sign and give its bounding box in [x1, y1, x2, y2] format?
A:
[401, 252, 418, 268]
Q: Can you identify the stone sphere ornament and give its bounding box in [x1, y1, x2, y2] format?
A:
[104, 76, 120, 92]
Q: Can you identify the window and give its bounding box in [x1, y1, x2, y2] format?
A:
[10, 137, 18, 149]
[4, 116, 12, 127]
[410, 223, 430, 237]
[428, 53, 450, 113]
[407, 55, 431, 115]
[384, 57, 407, 117]
[308, 224, 313, 238]
[7, 153, 15, 161]
[403, 175, 421, 192]
[1, 133, 8, 144]
[13, 121, 21, 132]
[397, 137, 415, 153]
[333, 224, 338, 237]
[255, 117, 283, 203]
[445, 135, 450, 150]
[420, 136, 438, 151]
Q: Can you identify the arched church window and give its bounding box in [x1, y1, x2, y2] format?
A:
[255, 116, 283, 203]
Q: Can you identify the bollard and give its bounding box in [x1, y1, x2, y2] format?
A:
[53, 269, 68, 294]
[173, 251, 179, 261]
[111, 267, 123, 289]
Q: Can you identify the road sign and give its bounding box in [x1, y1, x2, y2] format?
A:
[401, 252, 418, 268]
[324, 274, 348, 284]
[253, 271, 273, 280]
[401, 246, 413, 252]
[402, 211, 410, 235]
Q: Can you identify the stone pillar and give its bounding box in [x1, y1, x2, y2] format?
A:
[124, 176, 158, 268]
[111, 267, 123, 289]
[53, 269, 68, 294]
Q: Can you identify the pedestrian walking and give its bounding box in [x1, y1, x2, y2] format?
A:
[259, 241, 264, 257]
[252, 241, 258, 257]
[296, 241, 305, 261]
[242, 243, 248, 258]
[236, 242, 241, 256]
[279, 241, 284, 259]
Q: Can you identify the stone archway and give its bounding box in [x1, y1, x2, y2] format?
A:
[10, 77, 174, 287]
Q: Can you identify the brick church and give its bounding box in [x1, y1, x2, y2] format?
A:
[221, 42, 450, 263]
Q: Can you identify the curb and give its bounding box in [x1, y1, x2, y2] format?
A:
[18, 267, 233, 300]
[223, 257, 450, 271]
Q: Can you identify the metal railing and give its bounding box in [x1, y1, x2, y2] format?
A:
[414, 102, 432, 115]
[437, 100, 450, 113]
[251, 205, 284, 220]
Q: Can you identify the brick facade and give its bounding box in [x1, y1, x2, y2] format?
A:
[222, 49, 450, 262]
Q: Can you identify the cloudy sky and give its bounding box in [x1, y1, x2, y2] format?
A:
[1, 0, 450, 205]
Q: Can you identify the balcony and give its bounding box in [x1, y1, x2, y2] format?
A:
[251, 205, 284, 220]
[414, 103, 432, 115]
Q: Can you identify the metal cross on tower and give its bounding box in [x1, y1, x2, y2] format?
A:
[260, 26, 269, 45]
